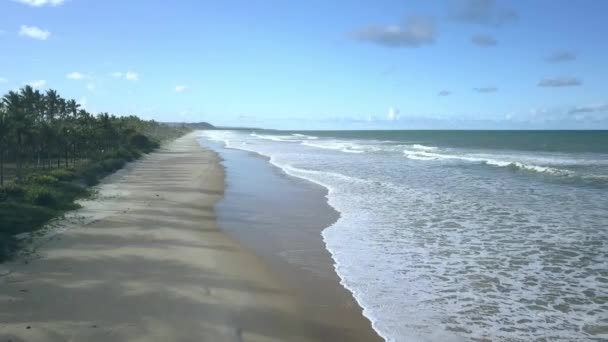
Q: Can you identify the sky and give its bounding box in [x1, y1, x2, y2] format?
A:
[1, 0, 607, 129]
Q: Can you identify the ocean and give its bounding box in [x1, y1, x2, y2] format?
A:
[201, 130, 608, 341]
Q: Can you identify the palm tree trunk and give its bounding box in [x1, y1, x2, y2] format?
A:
[0, 148, 4, 187]
[16, 133, 22, 181]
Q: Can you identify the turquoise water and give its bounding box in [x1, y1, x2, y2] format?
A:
[202, 130, 608, 341]
[289, 130, 608, 153]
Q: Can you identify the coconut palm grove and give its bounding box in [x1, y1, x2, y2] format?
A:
[0, 86, 189, 260]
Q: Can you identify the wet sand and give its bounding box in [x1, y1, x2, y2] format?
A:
[0, 132, 381, 341]
[205, 140, 382, 342]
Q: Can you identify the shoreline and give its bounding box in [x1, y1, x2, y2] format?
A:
[0, 132, 381, 341]
[202, 138, 382, 341]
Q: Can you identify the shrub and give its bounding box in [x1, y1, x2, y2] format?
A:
[130, 133, 159, 152]
[48, 169, 77, 181]
[82, 171, 100, 186]
[25, 185, 58, 207]
[129, 149, 142, 159]
[27, 174, 59, 185]
[55, 181, 87, 197]
[0, 233, 19, 262]
[107, 148, 140, 161]
[0, 201, 56, 261]
[80, 162, 106, 185]
[0, 183, 25, 201]
[84, 163, 104, 175]
[0, 202, 55, 235]
[101, 158, 126, 172]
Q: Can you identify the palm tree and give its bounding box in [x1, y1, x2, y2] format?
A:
[0, 86, 185, 184]
[2, 91, 29, 180]
[0, 103, 9, 186]
[45, 89, 61, 169]
[18, 86, 46, 170]
[66, 99, 81, 164]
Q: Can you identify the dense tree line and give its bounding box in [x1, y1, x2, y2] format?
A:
[0, 86, 181, 186]
[0, 86, 189, 260]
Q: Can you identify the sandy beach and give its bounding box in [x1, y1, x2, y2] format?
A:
[0, 132, 380, 342]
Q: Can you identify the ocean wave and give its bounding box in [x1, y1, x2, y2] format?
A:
[403, 150, 574, 176]
[411, 144, 439, 151]
[292, 133, 319, 140]
[302, 141, 366, 154]
[251, 132, 301, 142]
[201, 130, 232, 146]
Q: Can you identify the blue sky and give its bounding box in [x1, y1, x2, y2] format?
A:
[1, 0, 607, 129]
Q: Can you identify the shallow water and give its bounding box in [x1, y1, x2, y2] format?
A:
[201, 130, 608, 341]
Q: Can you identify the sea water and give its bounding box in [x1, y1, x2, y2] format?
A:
[201, 130, 608, 341]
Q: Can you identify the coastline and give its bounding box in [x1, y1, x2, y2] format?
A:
[0, 132, 381, 341]
[203, 139, 382, 341]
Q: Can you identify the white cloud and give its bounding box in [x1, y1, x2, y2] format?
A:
[0, 77, 8, 83]
[19, 25, 51, 40]
[14, 0, 66, 7]
[111, 71, 139, 82]
[66, 72, 86, 80]
[28, 80, 47, 88]
[175, 85, 188, 93]
[569, 103, 608, 115]
[354, 17, 435, 48]
[387, 107, 400, 121]
[125, 71, 139, 81]
[86, 83, 95, 91]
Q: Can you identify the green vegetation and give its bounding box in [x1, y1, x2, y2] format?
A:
[0, 86, 190, 261]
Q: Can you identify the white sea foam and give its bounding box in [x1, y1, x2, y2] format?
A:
[302, 141, 366, 154]
[402, 149, 574, 176]
[292, 133, 319, 139]
[250, 132, 301, 142]
[411, 144, 439, 151]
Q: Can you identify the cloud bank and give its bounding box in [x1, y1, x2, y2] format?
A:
[568, 103, 608, 114]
